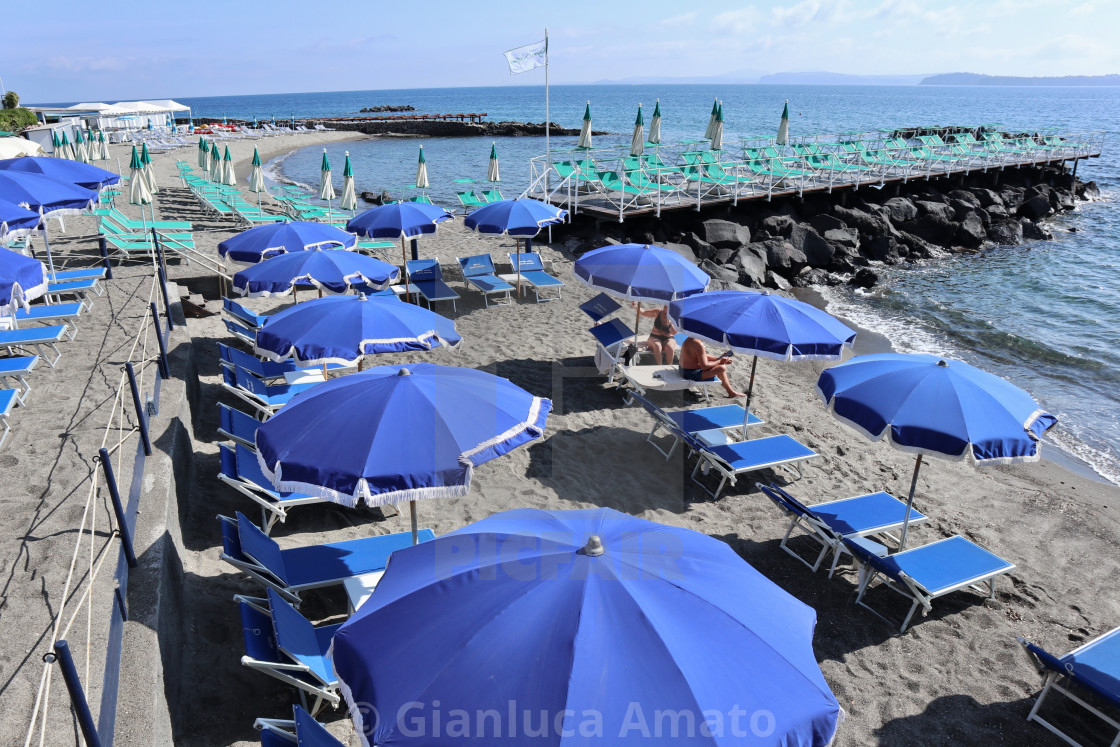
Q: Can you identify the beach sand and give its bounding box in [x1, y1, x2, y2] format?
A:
[3, 129, 1116, 746]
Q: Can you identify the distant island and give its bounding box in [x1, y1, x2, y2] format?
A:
[757, 72, 927, 86]
[920, 73, 1120, 86]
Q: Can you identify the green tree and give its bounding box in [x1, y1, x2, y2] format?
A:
[2, 91, 18, 110]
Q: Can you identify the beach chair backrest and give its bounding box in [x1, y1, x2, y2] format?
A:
[223, 318, 256, 342]
[218, 514, 247, 562]
[236, 511, 288, 584]
[510, 252, 545, 272]
[458, 254, 497, 278]
[482, 189, 503, 203]
[406, 258, 442, 282]
[266, 588, 335, 684]
[220, 344, 258, 372]
[757, 483, 804, 518]
[235, 366, 270, 398]
[219, 443, 238, 481]
[579, 292, 621, 322]
[588, 318, 634, 349]
[240, 598, 281, 661]
[236, 443, 277, 492]
[294, 706, 345, 747]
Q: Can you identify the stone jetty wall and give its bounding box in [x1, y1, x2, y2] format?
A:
[315, 119, 606, 138]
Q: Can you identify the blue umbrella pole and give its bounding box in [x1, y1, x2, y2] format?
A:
[400, 238, 412, 303]
[899, 454, 924, 550]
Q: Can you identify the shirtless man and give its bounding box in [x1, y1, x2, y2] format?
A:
[679, 337, 747, 398]
[633, 303, 676, 364]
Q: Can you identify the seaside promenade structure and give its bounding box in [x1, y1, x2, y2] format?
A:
[525, 127, 1105, 221]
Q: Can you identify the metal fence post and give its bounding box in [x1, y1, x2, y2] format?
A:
[156, 266, 174, 331]
[98, 447, 137, 568]
[125, 362, 152, 456]
[98, 236, 113, 279]
[51, 641, 103, 747]
[150, 303, 170, 380]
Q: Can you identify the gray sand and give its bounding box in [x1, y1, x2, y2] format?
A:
[3, 130, 1116, 746]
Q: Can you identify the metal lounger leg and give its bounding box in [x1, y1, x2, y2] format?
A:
[0, 415, 8, 450]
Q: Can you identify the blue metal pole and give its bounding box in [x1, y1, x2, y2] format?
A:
[150, 303, 170, 380]
[98, 236, 113, 279]
[125, 362, 152, 456]
[156, 266, 174, 331]
[98, 447, 137, 568]
[52, 641, 102, 747]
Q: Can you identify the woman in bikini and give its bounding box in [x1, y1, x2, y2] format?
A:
[634, 304, 677, 364]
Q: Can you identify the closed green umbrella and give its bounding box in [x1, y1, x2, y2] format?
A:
[577, 101, 592, 149]
[128, 145, 153, 228]
[99, 131, 110, 161]
[630, 104, 644, 157]
[487, 141, 500, 183]
[710, 103, 724, 152]
[415, 145, 429, 190]
[649, 99, 662, 145]
[248, 146, 266, 212]
[704, 97, 719, 140]
[319, 148, 336, 199]
[221, 145, 236, 186]
[141, 142, 158, 194]
[73, 130, 88, 163]
[209, 141, 223, 181]
[339, 151, 357, 212]
[198, 138, 209, 168]
[777, 100, 790, 146]
[52, 132, 62, 158]
[59, 132, 74, 160]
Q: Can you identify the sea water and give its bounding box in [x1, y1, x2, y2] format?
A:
[179, 85, 1120, 483]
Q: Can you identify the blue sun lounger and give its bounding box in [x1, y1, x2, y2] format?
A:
[220, 365, 319, 418]
[690, 434, 819, 499]
[223, 297, 269, 330]
[404, 259, 460, 312]
[629, 390, 763, 459]
[758, 483, 930, 577]
[0, 325, 67, 367]
[224, 318, 258, 347]
[238, 591, 341, 716]
[218, 402, 262, 447]
[1019, 626, 1120, 746]
[218, 343, 346, 382]
[579, 292, 622, 323]
[219, 511, 435, 602]
[0, 356, 38, 406]
[844, 534, 1015, 633]
[15, 302, 83, 340]
[48, 268, 106, 295]
[255, 705, 345, 747]
[456, 254, 514, 307]
[503, 252, 564, 303]
[45, 279, 98, 311]
[219, 443, 327, 533]
[0, 389, 15, 449]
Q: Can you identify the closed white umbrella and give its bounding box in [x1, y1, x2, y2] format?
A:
[0, 138, 44, 158]
[649, 99, 662, 145]
[415, 145, 429, 189]
[198, 138, 209, 169]
[59, 133, 74, 160]
[577, 101, 592, 150]
[208, 143, 222, 181]
[630, 104, 645, 157]
[703, 98, 719, 140]
[486, 141, 500, 183]
[73, 131, 88, 163]
[99, 131, 110, 161]
[222, 145, 237, 186]
[339, 151, 357, 212]
[777, 100, 790, 146]
[710, 103, 724, 152]
[128, 146, 153, 230]
[248, 146, 266, 212]
[141, 143, 158, 195]
[319, 149, 336, 200]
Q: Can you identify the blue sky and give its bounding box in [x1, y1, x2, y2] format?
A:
[6, 0, 1118, 103]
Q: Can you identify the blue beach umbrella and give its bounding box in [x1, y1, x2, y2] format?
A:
[254, 293, 461, 366]
[217, 221, 357, 265]
[818, 352, 1058, 547]
[0, 172, 96, 276]
[465, 198, 568, 296]
[330, 506, 843, 746]
[232, 249, 399, 299]
[0, 156, 120, 191]
[347, 202, 453, 292]
[669, 289, 857, 435]
[574, 243, 710, 342]
[0, 246, 48, 313]
[0, 201, 43, 238]
[255, 362, 551, 540]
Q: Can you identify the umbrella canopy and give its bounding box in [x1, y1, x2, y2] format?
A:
[222, 145, 236, 186]
[247, 147, 266, 194]
[339, 151, 356, 212]
[0, 171, 96, 216]
[128, 146, 152, 206]
[0, 138, 44, 158]
[346, 202, 452, 240]
[486, 141, 500, 182]
[710, 103, 724, 151]
[0, 200, 43, 238]
[254, 293, 461, 366]
[704, 97, 719, 140]
[649, 98, 662, 145]
[254, 362, 551, 506]
[331, 506, 843, 746]
[463, 198, 567, 237]
[0, 246, 48, 313]
[319, 149, 335, 201]
[577, 101, 592, 149]
[630, 104, 645, 157]
[73, 131, 88, 163]
[817, 352, 1057, 547]
[573, 243, 709, 303]
[0, 157, 120, 191]
[231, 248, 399, 298]
[217, 221, 357, 265]
[198, 138, 209, 169]
[777, 100, 790, 146]
[415, 145, 429, 189]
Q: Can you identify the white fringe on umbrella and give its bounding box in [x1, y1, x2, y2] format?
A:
[253, 329, 462, 367]
[233, 269, 398, 298]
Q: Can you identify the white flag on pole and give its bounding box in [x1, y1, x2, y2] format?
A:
[504, 39, 547, 74]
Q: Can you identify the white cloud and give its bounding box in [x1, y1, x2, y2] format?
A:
[660, 11, 697, 27]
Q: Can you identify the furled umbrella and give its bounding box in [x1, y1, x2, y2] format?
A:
[73, 130, 88, 164]
[704, 97, 719, 140]
[209, 141, 223, 182]
[0, 138, 44, 158]
[99, 131, 110, 161]
[649, 98, 662, 145]
[464, 198, 567, 296]
[319, 148, 335, 217]
[128, 145, 153, 231]
[330, 506, 844, 746]
[231, 248, 398, 299]
[59, 132, 74, 161]
[222, 145, 236, 187]
[0, 157, 120, 191]
[346, 201, 452, 299]
[415, 145, 429, 190]
[573, 242, 710, 345]
[198, 138, 209, 169]
[140, 142, 158, 195]
[486, 141, 500, 183]
[339, 151, 357, 213]
[710, 102, 724, 151]
[51, 132, 64, 159]
[247, 146, 266, 212]
[0, 246, 48, 314]
[777, 100, 791, 146]
[254, 292, 461, 367]
[217, 220, 357, 266]
[630, 103, 644, 157]
[254, 362, 551, 542]
[669, 290, 857, 436]
[577, 100, 593, 149]
[0, 171, 96, 276]
[817, 352, 1058, 548]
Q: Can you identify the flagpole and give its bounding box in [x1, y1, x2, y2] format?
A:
[545, 27, 551, 241]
